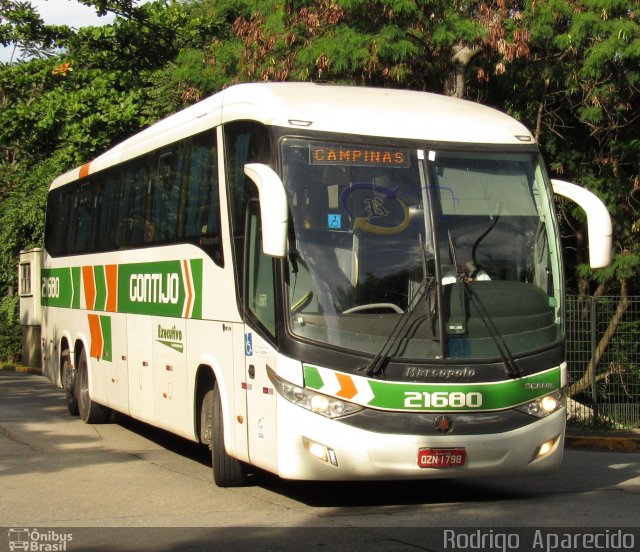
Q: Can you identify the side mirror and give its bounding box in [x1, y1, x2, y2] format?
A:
[244, 163, 288, 257]
[551, 179, 612, 268]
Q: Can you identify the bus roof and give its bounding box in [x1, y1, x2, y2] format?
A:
[50, 82, 535, 189]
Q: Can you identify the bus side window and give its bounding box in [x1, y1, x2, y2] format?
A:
[118, 162, 148, 247]
[71, 182, 93, 254]
[45, 187, 73, 257]
[94, 170, 121, 251]
[182, 130, 223, 266]
[224, 121, 271, 238]
[224, 121, 272, 310]
[151, 150, 182, 243]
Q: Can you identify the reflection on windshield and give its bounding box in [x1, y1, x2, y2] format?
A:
[281, 138, 562, 361]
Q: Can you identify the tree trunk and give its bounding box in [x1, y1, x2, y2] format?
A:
[445, 44, 480, 98]
[569, 280, 629, 398]
[534, 77, 550, 143]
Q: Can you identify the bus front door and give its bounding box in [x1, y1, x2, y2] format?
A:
[243, 330, 277, 473]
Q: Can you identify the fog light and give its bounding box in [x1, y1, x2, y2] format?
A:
[302, 437, 338, 466]
[532, 435, 559, 461]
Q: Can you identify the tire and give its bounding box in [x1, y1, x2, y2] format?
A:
[211, 384, 247, 487]
[76, 348, 110, 424]
[200, 387, 213, 446]
[62, 349, 78, 416]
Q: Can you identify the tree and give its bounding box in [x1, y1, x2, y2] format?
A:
[199, 0, 534, 97]
[471, 1, 640, 401]
[0, 0, 73, 61]
[1, 0, 638, 370]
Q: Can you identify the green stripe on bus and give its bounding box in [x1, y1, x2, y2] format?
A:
[190, 258, 203, 319]
[42, 259, 202, 319]
[366, 368, 561, 411]
[41, 267, 73, 308]
[94, 265, 107, 311]
[303, 364, 561, 412]
[71, 267, 81, 309]
[303, 365, 324, 390]
[100, 315, 112, 362]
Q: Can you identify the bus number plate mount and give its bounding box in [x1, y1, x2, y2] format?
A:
[417, 448, 466, 468]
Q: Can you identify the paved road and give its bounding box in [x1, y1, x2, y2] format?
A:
[1, 370, 639, 551]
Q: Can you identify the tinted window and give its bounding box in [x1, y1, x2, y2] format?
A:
[223, 121, 272, 301]
[94, 170, 121, 251]
[71, 182, 93, 254]
[45, 187, 73, 256]
[44, 128, 223, 267]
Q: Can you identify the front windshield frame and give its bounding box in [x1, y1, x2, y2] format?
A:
[278, 132, 564, 363]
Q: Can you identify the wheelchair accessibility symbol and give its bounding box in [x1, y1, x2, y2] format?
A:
[245, 333, 253, 356]
[327, 214, 342, 229]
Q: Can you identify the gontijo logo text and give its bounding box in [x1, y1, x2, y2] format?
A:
[129, 272, 180, 305]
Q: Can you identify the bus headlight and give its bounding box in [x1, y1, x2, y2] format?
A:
[267, 367, 363, 418]
[516, 389, 566, 418]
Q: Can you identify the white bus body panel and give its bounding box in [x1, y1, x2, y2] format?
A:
[106, 311, 128, 413]
[41, 243, 242, 442]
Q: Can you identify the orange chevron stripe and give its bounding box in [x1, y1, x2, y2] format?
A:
[183, 259, 193, 318]
[336, 373, 357, 400]
[79, 162, 91, 179]
[82, 266, 96, 310]
[87, 314, 103, 360]
[105, 264, 118, 312]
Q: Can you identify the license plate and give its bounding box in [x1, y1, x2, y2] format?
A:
[418, 448, 466, 468]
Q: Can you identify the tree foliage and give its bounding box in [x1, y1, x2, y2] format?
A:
[0, 0, 638, 364]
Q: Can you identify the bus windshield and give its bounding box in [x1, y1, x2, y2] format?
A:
[281, 138, 562, 361]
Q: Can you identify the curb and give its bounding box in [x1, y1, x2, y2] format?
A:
[0, 363, 42, 375]
[565, 434, 640, 451]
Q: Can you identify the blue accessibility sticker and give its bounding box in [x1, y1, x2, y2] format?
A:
[327, 213, 342, 229]
[245, 333, 253, 356]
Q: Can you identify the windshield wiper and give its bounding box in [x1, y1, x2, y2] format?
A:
[447, 231, 523, 379]
[461, 283, 523, 378]
[360, 274, 436, 378]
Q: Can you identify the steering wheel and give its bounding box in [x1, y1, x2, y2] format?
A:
[342, 303, 404, 314]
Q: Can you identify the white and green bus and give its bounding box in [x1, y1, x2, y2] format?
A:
[39, 83, 612, 486]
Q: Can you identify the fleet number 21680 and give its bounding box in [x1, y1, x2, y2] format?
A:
[404, 391, 483, 408]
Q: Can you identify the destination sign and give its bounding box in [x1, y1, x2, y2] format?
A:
[310, 144, 410, 168]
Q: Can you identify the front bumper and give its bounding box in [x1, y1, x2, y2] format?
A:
[275, 397, 565, 481]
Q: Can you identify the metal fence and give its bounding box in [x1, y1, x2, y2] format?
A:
[566, 295, 640, 428]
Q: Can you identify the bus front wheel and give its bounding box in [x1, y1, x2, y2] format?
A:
[76, 348, 110, 424]
[210, 385, 247, 487]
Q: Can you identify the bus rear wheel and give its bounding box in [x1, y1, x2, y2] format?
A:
[208, 385, 247, 487]
[62, 349, 78, 416]
[76, 348, 110, 424]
